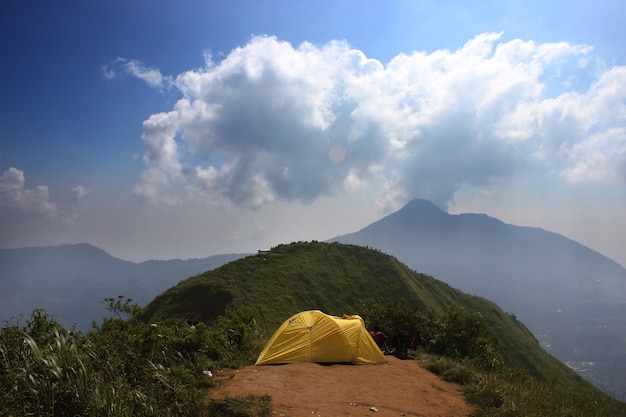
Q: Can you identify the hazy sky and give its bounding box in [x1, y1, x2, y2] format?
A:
[1, 1, 625, 266]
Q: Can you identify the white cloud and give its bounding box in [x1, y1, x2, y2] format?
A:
[70, 185, 89, 205]
[0, 167, 59, 217]
[560, 127, 626, 183]
[130, 33, 626, 209]
[102, 57, 173, 91]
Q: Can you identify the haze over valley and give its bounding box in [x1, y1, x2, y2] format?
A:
[2, 200, 625, 399]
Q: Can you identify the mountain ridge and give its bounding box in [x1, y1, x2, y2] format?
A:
[2, 200, 625, 398]
[138, 240, 604, 398]
[330, 198, 626, 398]
[0, 243, 247, 329]
[139, 243, 543, 368]
[332, 198, 626, 315]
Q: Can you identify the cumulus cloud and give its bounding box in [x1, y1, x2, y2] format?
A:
[0, 167, 59, 217]
[130, 33, 626, 210]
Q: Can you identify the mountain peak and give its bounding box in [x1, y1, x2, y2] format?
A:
[402, 198, 446, 214]
[329, 198, 449, 241]
[388, 199, 449, 226]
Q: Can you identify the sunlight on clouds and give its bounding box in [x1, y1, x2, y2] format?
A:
[129, 33, 626, 210]
[342, 171, 364, 191]
[193, 163, 275, 206]
[561, 127, 626, 183]
[141, 111, 182, 173]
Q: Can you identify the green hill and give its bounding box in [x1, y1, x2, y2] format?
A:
[141, 241, 599, 394]
[4, 241, 622, 416]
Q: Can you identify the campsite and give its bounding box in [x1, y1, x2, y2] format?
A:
[2, 242, 626, 416]
[255, 310, 385, 365]
[213, 309, 471, 416]
[209, 355, 473, 416]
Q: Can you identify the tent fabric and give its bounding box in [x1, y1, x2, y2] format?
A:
[255, 310, 386, 365]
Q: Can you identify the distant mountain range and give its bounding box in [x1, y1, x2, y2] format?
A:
[330, 198, 626, 399]
[331, 199, 626, 324]
[1, 199, 625, 398]
[0, 244, 245, 330]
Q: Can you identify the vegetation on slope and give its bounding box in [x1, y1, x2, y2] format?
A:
[3, 300, 625, 416]
[0, 299, 264, 416]
[2, 241, 625, 416]
[142, 241, 590, 390]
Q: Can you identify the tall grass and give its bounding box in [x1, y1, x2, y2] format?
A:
[3, 303, 626, 417]
[421, 355, 626, 417]
[0, 302, 263, 417]
[19, 329, 91, 416]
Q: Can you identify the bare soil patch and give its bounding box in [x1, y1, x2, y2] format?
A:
[208, 356, 473, 417]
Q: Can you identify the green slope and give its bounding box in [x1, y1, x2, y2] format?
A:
[141, 241, 596, 393]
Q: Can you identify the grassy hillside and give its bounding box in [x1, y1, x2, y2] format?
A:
[141, 241, 597, 394]
[4, 241, 625, 416]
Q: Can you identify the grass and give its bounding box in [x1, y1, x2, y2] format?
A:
[0, 304, 261, 416]
[420, 354, 626, 417]
[3, 241, 626, 416]
[206, 395, 272, 417]
[140, 241, 604, 394]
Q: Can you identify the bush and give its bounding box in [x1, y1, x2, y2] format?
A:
[0, 299, 264, 416]
[359, 299, 504, 369]
[427, 307, 505, 370]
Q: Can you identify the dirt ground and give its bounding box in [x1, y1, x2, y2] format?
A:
[207, 356, 473, 417]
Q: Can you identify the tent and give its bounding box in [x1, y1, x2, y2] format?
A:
[255, 310, 386, 365]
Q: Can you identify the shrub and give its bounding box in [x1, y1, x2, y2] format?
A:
[427, 307, 505, 370]
[0, 300, 264, 416]
[359, 299, 504, 370]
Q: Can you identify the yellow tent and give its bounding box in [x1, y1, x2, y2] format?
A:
[255, 310, 386, 365]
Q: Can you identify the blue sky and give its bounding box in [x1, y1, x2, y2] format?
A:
[1, 0, 626, 266]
